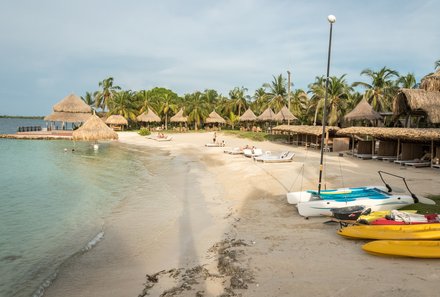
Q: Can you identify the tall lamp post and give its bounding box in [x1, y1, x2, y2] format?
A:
[287, 70, 291, 125]
[317, 14, 336, 195]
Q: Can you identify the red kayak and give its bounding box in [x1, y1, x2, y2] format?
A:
[371, 214, 440, 225]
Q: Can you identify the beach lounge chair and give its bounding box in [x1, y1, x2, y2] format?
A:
[223, 147, 244, 154]
[243, 148, 263, 158]
[404, 161, 431, 168]
[205, 143, 224, 147]
[354, 153, 372, 160]
[254, 151, 295, 163]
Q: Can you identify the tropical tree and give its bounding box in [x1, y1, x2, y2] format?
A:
[81, 91, 96, 109]
[228, 87, 249, 116]
[435, 59, 440, 70]
[185, 92, 210, 130]
[94, 77, 121, 111]
[226, 112, 240, 130]
[252, 87, 267, 114]
[397, 73, 417, 89]
[107, 90, 138, 121]
[289, 89, 308, 123]
[136, 90, 157, 114]
[352, 67, 399, 112]
[263, 74, 287, 111]
[157, 93, 178, 130]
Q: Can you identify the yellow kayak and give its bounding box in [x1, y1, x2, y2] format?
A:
[358, 210, 417, 223]
[362, 240, 440, 258]
[337, 224, 440, 240]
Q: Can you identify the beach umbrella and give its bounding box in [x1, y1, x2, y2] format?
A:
[420, 70, 440, 92]
[44, 93, 92, 124]
[344, 99, 383, 122]
[274, 105, 298, 122]
[137, 108, 161, 123]
[105, 115, 128, 125]
[72, 114, 118, 141]
[205, 110, 226, 124]
[239, 108, 257, 122]
[170, 108, 188, 123]
[257, 107, 276, 121]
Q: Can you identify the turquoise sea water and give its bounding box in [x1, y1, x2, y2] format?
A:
[0, 119, 180, 297]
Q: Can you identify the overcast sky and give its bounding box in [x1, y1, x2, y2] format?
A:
[1, 0, 439, 116]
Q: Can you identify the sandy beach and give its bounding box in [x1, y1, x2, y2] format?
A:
[44, 131, 440, 297]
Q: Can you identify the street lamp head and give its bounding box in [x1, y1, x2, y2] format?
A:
[327, 15, 336, 23]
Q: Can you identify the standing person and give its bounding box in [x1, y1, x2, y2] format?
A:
[213, 132, 217, 143]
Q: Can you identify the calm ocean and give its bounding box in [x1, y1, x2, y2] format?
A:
[0, 118, 180, 297]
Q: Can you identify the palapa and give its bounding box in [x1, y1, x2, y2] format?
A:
[105, 115, 128, 125]
[239, 108, 257, 122]
[72, 114, 118, 141]
[44, 93, 92, 123]
[420, 70, 440, 92]
[274, 106, 298, 122]
[137, 108, 161, 123]
[170, 108, 188, 123]
[393, 89, 440, 124]
[273, 125, 340, 136]
[205, 110, 226, 124]
[344, 99, 383, 121]
[337, 127, 440, 142]
[257, 107, 276, 121]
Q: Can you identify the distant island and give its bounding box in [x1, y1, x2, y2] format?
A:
[0, 115, 44, 119]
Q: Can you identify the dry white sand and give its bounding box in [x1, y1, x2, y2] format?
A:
[45, 131, 440, 297]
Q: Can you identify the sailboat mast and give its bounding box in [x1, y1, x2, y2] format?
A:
[318, 16, 336, 195]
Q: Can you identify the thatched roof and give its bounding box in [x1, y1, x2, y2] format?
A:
[137, 108, 161, 123]
[53, 93, 92, 113]
[257, 107, 276, 121]
[420, 70, 440, 92]
[105, 115, 128, 125]
[344, 99, 383, 121]
[44, 111, 92, 122]
[273, 106, 298, 122]
[239, 108, 257, 122]
[170, 108, 188, 123]
[337, 127, 440, 142]
[273, 125, 340, 136]
[393, 88, 440, 123]
[72, 114, 118, 141]
[205, 110, 226, 124]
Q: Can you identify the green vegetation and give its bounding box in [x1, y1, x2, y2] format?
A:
[138, 128, 151, 136]
[79, 58, 439, 130]
[401, 195, 440, 214]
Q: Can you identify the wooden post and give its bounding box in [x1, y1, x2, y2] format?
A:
[396, 138, 401, 160]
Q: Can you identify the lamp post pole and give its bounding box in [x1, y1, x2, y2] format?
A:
[317, 15, 336, 195]
[287, 70, 291, 125]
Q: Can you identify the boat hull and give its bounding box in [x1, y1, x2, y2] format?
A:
[337, 223, 440, 240]
[362, 240, 440, 258]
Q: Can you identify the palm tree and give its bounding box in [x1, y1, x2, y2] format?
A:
[81, 92, 96, 109]
[136, 90, 157, 114]
[290, 89, 308, 123]
[157, 93, 178, 130]
[229, 87, 249, 116]
[308, 76, 326, 125]
[397, 73, 417, 89]
[185, 92, 210, 130]
[107, 90, 138, 121]
[352, 67, 399, 112]
[95, 77, 121, 111]
[226, 112, 240, 130]
[252, 87, 267, 114]
[263, 74, 287, 111]
[435, 59, 440, 70]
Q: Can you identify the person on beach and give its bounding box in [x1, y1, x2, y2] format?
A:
[213, 132, 217, 143]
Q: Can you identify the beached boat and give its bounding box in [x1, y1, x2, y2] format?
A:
[362, 240, 440, 258]
[337, 223, 440, 240]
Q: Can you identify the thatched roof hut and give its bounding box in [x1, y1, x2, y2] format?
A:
[170, 108, 188, 123]
[72, 114, 118, 141]
[344, 99, 383, 121]
[420, 70, 440, 92]
[44, 93, 92, 123]
[205, 110, 226, 124]
[137, 108, 161, 123]
[239, 108, 257, 122]
[273, 125, 340, 136]
[257, 107, 276, 121]
[274, 106, 298, 122]
[393, 89, 440, 124]
[337, 127, 440, 142]
[105, 115, 128, 126]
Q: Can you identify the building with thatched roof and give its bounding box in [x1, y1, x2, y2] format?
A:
[344, 99, 383, 122]
[205, 110, 226, 124]
[420, 70, 440, 92]
[239, 108, 257, 122]
[257, 107, 276, 121]
[273, 125, 340, 136]
[337, 127, 440, 142]
[393, 89, 440, 125]
[137, 108, 161, 123]
[170, 108, 188, 123]
[72, 114, 118, 141]
[273, 106, 298, 122]
[44, 93, 92, 125]
[105, 115, 128, 131]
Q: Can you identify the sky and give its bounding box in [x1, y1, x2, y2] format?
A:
[0, 0, 439, 116]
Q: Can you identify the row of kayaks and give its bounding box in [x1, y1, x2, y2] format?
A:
[337, 210, 440, 258]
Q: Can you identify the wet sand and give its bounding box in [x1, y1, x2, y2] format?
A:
[45, 131, 440, 297]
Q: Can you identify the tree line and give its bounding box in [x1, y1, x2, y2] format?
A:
[82, 59, 440, 129]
